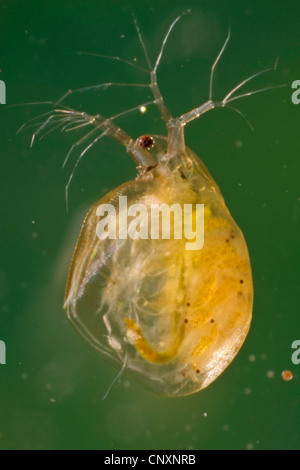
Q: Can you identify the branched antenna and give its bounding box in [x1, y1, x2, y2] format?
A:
[179, 35, 287, 129]
[77, 51, 149, 73]
[153, 15, 182, 73]
[209, 27, 231, 101]
[132, 14, 152, 70]
[14, 14, 287, 210]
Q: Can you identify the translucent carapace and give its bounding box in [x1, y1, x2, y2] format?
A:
[26, 14, 283, 396]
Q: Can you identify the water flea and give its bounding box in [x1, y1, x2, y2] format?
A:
[22, 12, 283, 397]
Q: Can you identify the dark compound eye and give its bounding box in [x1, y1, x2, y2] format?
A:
[138, 135, 154, 149]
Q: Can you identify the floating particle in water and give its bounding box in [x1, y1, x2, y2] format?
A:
[49, 398, 56, 403]
[249, 354, 256, 362]
[281, 370, 293, 381]
[246, 442, 253, 450]
[223, 424, 229, 431]
[123, 380, 130, 389]
[266, 370, 275, 379]
[235, 140, 243, 148]
[185, 424, 192, 432]
[203, 412, 208, 417]
[21, 372, 28, 380]
[244, 387, 251, 395]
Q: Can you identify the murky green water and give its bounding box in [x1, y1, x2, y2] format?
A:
[0, 0, 299, 450]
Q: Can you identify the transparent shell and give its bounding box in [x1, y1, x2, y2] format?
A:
[64, 139, 253, 397]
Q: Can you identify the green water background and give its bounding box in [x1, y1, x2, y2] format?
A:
[0, 0, 299, 450]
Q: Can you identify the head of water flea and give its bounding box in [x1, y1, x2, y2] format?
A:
[15, 11, 286, 211]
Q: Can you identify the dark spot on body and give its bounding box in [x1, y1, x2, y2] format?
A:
[210, 319, 214, 323]
[145, 165, 156, 172]
[240, 279, 244, 284]
[186, 302, 190, 307]
[196, 369, 200, 374]
[184, 318, 188, 324]
[237, 291, 243, 296]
